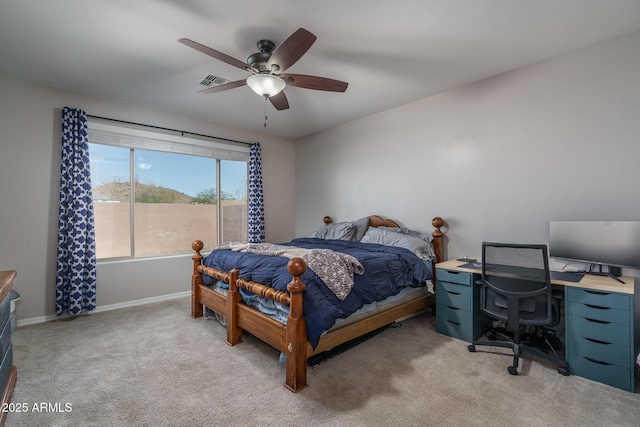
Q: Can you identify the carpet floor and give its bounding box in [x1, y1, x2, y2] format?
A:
[7, 297, 640, 426]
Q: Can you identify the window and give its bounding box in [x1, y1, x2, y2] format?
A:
[88, 121, 249, 260]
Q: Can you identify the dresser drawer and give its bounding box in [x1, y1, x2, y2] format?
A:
[0, 318, 9, 362]
[566, 334, 630, 368]
[566, 315, 630, 347]
[436, 269, 472, 286]
[0, 342, 12, 393]
[437, 281, 472, 310]
[0, 297, 9, 331]
[567, 353, 632, 392]
[566, 288, 631, 311]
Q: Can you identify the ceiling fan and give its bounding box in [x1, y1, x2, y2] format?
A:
[179, 28, 348, 111]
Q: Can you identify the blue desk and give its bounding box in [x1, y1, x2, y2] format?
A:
[435, 259, 637, 392]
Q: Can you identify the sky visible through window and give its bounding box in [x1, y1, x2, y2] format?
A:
[89, 144, 247, 199]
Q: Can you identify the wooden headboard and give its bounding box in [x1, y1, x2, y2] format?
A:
[323, 215, 445, 264]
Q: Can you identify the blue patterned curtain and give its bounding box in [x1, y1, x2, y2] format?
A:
[248, 142, 265, 243]
[56, 107, 97, 315]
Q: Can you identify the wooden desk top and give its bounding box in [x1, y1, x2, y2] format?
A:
[436, 259, 635, 295]
[0, 270, 16, 304]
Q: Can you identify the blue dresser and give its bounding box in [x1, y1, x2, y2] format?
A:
[0, 270, 17, 427]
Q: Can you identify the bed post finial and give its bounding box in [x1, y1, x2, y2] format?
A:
[323, 216, 333, 225]
[432, 217, 444, 235]
[191, 240, 204, 276]
[192, 239, 204, 256]
[287, 257, 307, 279]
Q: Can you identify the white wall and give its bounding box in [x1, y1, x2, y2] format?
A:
[295, 31, 640, 278]
[0, 77, 296, 322]
[4, 30, 640, 323]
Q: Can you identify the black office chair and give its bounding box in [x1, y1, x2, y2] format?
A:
[468, 242, 569, 376]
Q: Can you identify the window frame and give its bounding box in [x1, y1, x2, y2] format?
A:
[87, 120, 250, 261]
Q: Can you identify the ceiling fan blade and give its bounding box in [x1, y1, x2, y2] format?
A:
[179, 38, 257, 73]
[269, 91, 290, 110]
[281, 74, 348, 92]
[267, 28, 316, 72]
[197, 79, 247, 94]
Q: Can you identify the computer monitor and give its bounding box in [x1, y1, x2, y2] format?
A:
[549, 220, 640, 276]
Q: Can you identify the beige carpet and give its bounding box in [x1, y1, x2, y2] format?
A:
[7, 297, 640, 426]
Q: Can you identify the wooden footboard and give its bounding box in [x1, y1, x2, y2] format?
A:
[191, 241, 309, 391]
[191, 215, 445, 392]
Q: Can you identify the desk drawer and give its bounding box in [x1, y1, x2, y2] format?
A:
[567, 353, 632, 392]
[437, 304, 471, 325]
[566, 334, 630, 368]
[567, 302, 629, 325]
[566, 288, 630, 311]
[436, 317, 473, 342]
[436, 269, 472, 286]
[436, 310, 471, 342]
[566, 316, 630, 347]
[437, 281, 472, 310]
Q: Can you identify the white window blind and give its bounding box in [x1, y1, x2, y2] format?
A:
[87, 121, 250, 162]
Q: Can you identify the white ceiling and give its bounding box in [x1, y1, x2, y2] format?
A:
[2, 1, 640, 140]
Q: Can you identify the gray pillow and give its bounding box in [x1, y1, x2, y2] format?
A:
[310, 221, 356, 240]
[352, 217, 370, 241]
[361, 227, 436, 261]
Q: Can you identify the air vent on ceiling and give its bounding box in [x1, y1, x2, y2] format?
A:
[199, 74, 230, 87]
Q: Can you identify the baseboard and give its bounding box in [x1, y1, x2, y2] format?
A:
[16, 291, 191, 328]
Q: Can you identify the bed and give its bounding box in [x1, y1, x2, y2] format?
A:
[190, 215, 445, 392]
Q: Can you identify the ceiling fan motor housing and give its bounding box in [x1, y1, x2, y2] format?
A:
[247, 39, 276, 72]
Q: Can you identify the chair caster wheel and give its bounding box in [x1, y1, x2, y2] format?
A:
[558, 366, 570, 376]
[508, 366, 518, 375]
[468, 345, 476, 352]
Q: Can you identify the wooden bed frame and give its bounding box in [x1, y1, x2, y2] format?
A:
[190, 215, 445, 392]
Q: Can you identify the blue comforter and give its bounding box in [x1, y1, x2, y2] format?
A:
[202, 238, 432, 349]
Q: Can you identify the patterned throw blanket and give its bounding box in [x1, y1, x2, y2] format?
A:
[219, 242, 364, 300]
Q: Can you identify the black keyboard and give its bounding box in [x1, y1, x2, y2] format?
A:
[550, 271, 583, 283]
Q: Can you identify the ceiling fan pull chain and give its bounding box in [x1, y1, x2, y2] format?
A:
[263, 96, 268, 127]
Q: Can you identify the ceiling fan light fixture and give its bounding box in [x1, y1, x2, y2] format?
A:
[246, 73, 286, 97]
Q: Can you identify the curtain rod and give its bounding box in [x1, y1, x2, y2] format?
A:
[86, 114, 252, 146]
